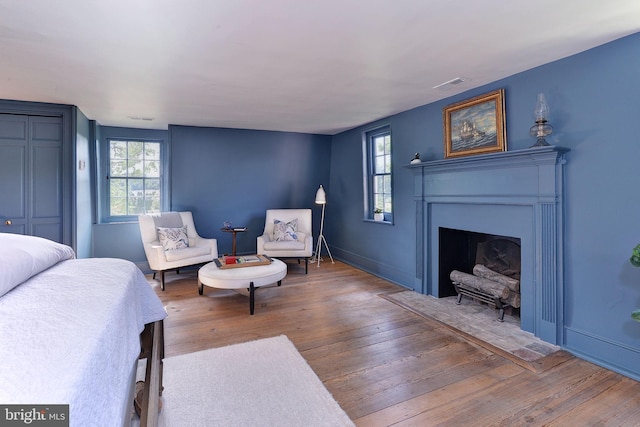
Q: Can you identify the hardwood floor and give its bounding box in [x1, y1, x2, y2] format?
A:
[152, 260, 640, 426]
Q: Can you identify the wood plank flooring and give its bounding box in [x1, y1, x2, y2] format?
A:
[151, 260, 640, 426]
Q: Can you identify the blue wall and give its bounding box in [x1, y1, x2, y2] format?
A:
[91, 125, 331, 263]
[168, 125, 332, 255]
[73, 107, 92, 258]
[69, 31, 640, 379]
[327, 32, 640, 379]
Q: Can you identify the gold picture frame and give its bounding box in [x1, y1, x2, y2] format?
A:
[443, 89, 507, 159]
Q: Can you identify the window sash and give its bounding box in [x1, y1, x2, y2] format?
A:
[107, 139, 162, 218]
[365, 126, 392, 220]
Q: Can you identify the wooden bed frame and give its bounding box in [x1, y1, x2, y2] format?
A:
[137, 319, 165, 426]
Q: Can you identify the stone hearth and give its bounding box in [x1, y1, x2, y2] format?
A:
[381, 290, 564, 372]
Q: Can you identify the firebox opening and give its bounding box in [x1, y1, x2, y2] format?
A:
[438, 227, 521, 301]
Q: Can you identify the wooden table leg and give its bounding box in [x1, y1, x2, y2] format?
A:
[231, 231, 237, 256]
[249, 281, 255, 315]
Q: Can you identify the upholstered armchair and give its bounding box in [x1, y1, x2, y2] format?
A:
[257, 209, 312, 274]
[138, 211, 218, 290]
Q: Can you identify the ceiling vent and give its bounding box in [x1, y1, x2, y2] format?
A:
[433, 77, 468, 90]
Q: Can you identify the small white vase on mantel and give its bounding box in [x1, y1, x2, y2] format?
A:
[374, 212, 384, 221]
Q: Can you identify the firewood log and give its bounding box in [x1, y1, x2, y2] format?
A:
[504, 292, 521, 308]
[473, 264, 520, 293]
[450, 270, 510, 299]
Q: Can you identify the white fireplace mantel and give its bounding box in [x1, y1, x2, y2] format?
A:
[409, 146, 570, 345]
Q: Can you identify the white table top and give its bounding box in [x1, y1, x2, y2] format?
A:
[198, 258, 287, 289]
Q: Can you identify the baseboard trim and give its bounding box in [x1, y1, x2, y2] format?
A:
[330, 247, 413, 289]
[564, 326, 640, 381]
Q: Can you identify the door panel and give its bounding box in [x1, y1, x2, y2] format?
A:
[32, 145, 62, 217]
[0, 114, 63, 241]
[0, 145, 26, 218]
[31, 118, 62, 142]
[31, 222, 61, 242]
[0, 115, 28, 139]
[0, 115, 28, 234]
[30, 117, 63, 241]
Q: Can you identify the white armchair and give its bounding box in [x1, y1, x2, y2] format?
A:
[257, 209, 312, 274]
[138, 211, 218, 290]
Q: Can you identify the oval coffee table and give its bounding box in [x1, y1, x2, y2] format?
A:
[198, 258, 287, 315]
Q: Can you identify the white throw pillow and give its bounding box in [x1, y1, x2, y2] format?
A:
[0, 233, 76, 298]
[157, 226, 190, 250]
[272, 219, 298, 241]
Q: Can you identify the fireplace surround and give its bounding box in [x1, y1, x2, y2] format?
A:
[410, 146, 569, 344]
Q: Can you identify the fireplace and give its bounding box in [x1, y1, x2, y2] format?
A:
[439, 227, 520, 297]
[440, 227, 521, 321]
[410, 146, 569, 344]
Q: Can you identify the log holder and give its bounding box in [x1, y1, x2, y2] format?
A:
[452, 281, 509, 322]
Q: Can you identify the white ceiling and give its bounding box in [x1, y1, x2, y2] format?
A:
[1, 1, 639, 135]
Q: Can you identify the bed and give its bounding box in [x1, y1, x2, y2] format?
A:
[0, 233, 167, 426]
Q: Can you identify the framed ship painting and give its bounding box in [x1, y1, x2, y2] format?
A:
[443, 89, 507, 159]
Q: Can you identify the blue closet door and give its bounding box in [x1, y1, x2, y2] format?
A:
[0, 114, 64, 242]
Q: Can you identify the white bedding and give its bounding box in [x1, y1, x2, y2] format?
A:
[0, 233, 76, 297]
[0, 234, 167, 426]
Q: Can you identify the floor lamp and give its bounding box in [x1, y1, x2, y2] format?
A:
[314, 185, 334, 267]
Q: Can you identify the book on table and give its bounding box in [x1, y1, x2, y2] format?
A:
[214, 254, 272, 269]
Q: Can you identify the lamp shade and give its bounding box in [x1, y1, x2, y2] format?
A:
[315, 185, 326, 204]
[534, 93, 550, 121]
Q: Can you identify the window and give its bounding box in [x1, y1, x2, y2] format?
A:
[364, 126, 392, 221]
[107, 139, 162, 218]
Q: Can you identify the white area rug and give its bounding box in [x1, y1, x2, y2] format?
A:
[138, 335, 354, 427]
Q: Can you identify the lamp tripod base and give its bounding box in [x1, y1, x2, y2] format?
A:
[312, 234, 334, 267]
